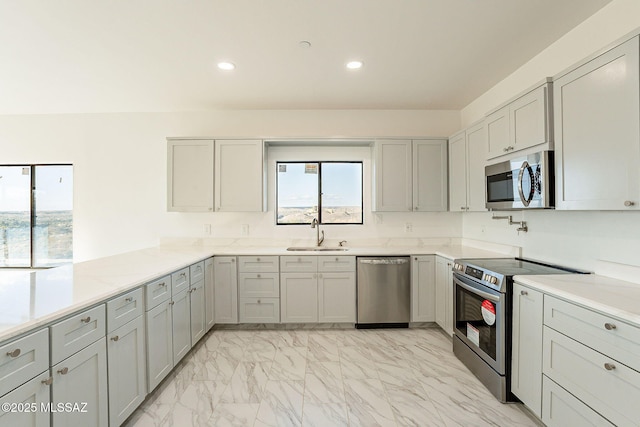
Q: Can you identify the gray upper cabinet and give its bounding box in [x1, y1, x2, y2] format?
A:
[486, 80, 553, 160]
[167, 138, 265, 212]
[554, 35, 640, 210]
[167, 139, 214, 212]
[214, 139, 266, 212]
[449, 121, 487, 212]
[373, 139, 448, 212]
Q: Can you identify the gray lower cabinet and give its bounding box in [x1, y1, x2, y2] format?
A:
[145, 299, 173, 392]
[107, 316, 146, 427]
[52, 338, 108, 427]
[171, 289, 191, 366]
[0, 371, 51, 427]
[214, 257, 238, 324]
[204, 257, 215, 331]
[190, 279, 206, 345]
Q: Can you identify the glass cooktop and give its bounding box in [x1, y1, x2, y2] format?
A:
[459, 258, 581, 276]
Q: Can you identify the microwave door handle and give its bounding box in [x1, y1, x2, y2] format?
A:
[455, 277, 501, 303]
[518, 161, 530, 207]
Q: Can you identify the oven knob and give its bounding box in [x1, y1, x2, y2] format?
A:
[490, 276, 499, 285]
[482, 274, 488, 281]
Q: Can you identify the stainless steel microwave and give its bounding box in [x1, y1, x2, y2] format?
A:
[485, 151, 554, 210]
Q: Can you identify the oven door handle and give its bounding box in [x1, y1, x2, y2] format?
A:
[455, 278, 501, 303]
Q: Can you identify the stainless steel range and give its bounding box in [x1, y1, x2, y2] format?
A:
[451, 258, 588, 402]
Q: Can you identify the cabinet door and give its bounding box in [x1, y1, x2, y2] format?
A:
[167, 139, 214, 212]
[280, 273, 318, 323]
[542, 376, 615, 427]
[0, 328, 49, 398]
[215, 139, 265, 212]
[52, 339, 108, 427]
[466, 121, 488, 212]
[435, 257, 453, 336]
[214, 257, 238, 324]
[554, 36, 640, 210]
[107, 316, 146, 427]
[486, 106, 510, 159]
[0, 371, 50, 427]
[190, 280, 206, 345]
[511, 283, 543, 417]
[373, 139, 412, 212]
[318, 272, 356, 323]
[510, 85, 548, 152]
[204, 257, 215, 332]
[171, 289, 191, 364]
[411, 256, 436, 322]
[448, 131, 468, 212]
[413, 139, 448, 212]
[145, 300, 173, 392]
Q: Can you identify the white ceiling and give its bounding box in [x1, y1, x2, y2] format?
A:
[0, 0, 612, 114]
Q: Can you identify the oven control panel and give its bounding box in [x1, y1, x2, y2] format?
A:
[464, 265, 484, 280]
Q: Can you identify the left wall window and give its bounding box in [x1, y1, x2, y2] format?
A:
[0, 165, 73, 268]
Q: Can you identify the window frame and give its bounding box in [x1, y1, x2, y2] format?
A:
[276, 160, 364, 226]
[0, 163, 73, 269]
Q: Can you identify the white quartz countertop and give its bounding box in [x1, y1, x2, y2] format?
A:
[514, 274, 640, 326]
[0, 242, 514, 344]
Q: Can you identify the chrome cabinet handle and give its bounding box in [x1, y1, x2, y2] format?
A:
[169, 301, 175, 306]
[257, 274, 261, 278]
[231, 259, 235, 263]
[181, 272, 186, 278]
[125, 297, 133, 302]
[335, 258, 339, 262]
[41, 377, 53, 385]
[159, 282, 166, 287]
[503, 147, 508, 152]
[604, 363, 616, 371]
[110, 336, 119, 341]
[604, 323, 617, 330]
[257, 299, 261, 304]
[57, 367, 69, 375]
[6, 349, 21, 358]
[624, 200, 635, 207]
[257, 257, 261, 262]
[81, 316, 91, 323]
[520, 290, 528, 296]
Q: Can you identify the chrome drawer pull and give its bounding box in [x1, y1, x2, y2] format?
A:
[41, 377, 53, 385]
[110, 335, 119, 341]
[159, 282, 166, 287]
[257, 299, 261, 304]
[604, 363, 616, 371]
[6, 349, 21, 358]
[520, 290, 528, 296]
[81, 316, 91, 323]
[604, 323, 617, 330]
[57, 367, 69, 375]
[180, 272, 186, 278]
[257, 257, 261, 262]
[257, 274, 261, 278]
[125, 297, 133, 302]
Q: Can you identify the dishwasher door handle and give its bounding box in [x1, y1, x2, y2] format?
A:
[359, 259, 409, 265]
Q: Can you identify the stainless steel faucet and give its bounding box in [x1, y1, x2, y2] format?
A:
[310, 218, 324, 246]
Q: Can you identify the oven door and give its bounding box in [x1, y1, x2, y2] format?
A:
[453, 273, 505, 374]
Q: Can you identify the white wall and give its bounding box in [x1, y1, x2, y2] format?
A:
[459, 0, 640, 271]
[0, 109, 460, 261]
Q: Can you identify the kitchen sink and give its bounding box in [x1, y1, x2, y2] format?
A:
[286, 247, 349, 252]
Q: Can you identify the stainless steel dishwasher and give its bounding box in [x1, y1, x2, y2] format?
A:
[356, 256, 410, 328]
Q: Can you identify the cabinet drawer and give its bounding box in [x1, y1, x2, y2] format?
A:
[239, 298, 280, 323]
[238, 256, 279, 273]
[238, 273, 280, 298]
[171, 267, 190, 294]
[543, 326, 640, 427]
[544, 295, 640, 371]
[144, 275, 171, 309]
[318, 256, 355, 272]
[51, 304, 106, 365]
[107, 287, 144, 333]
[190, 261, 205, 284]
[280, 256, 317, 272]
[0, 329, 49, 397]
[542, 375, 614, 427]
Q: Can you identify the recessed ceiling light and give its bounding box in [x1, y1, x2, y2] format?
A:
[217, 62, 236, 71]
[346, 60, 363, 70]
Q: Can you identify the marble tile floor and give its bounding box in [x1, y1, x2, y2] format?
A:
[125, 327, 540, 427]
